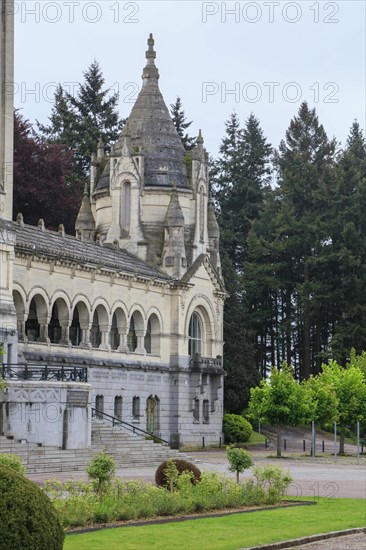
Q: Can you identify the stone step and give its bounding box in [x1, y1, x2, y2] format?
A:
[0, 424, 193, 474]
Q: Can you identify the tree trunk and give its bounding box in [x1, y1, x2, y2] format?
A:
[339, 429, 345, 455]
[302, 257, 311, 380]
[276, 425, 282, 458]
[236, 471, 239, 484]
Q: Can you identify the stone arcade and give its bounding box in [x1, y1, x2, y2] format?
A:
[0, 9, 225, 450]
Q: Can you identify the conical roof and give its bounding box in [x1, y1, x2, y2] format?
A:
[115, 34, 189, 188]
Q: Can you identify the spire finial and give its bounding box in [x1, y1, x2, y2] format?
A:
[146, 33, 156, 63]
[197, 129, 204, 145]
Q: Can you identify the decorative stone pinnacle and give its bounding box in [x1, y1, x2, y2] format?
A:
[197, 129, 204, 145]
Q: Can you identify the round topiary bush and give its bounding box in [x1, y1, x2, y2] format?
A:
[223, 413, 253, 444]
[155, 459, 201, 487]
[0, 464, 64, 550]
[0, 453, 26, 475]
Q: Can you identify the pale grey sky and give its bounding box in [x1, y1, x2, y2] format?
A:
[14, 0, 366, 155]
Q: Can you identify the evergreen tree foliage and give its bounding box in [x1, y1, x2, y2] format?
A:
[170, 96, 196, 150]
[212, 113, 272, 411]
[38, 61, 124, 181]
[329, 122, 366, 362]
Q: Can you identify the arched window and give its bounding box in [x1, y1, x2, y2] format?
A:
[127, 316, 137, 352]
[144, 319, 152, 354]
[193, 398, 200, 422]
[203, 400, 209, 423]
[146, 395, 159, 434]
[122, 181, 131, 230]
[48, 302, 62, 344]
[110, 313, 119, 350]
[91, 311, 101, 348]
[95, 395, 104, 419]
[188, 312, 202, 357]
[26, 299, 39, 342]
[70, 307, 81, 346]
[132, 396, 140, 419]
[199, 186, 205, 241]
[114, 396, 123, 420]
[144, 314, 160, 355]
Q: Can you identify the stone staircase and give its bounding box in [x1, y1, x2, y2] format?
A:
[0, 422, 192, 474]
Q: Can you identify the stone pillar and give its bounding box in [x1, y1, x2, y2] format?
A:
[117, 329, 128, 353]
[99, 325, 111, 351]
[37, 317, 50, 344]
[79, 324, 91, 348]
[135, 330, 146, 354]
[59, 321, 71, 346]
[17, 318, 25, 342]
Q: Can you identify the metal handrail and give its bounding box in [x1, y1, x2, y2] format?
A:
[1, 363, 88, 382]
[91, 408, 171, 447]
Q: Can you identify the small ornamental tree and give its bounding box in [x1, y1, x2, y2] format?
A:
[226, 446, 253, 483]
[316, 359, 366, 454]
[87, 451, 116, 498]
[248, 364, 315, 457]
[223, 414, 253, 444]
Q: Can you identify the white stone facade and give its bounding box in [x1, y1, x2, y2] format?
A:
[0, 24, 226, 448]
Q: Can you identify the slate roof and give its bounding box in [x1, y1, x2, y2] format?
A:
[112, 34, 189, 189]
[0, 219, 171, 281]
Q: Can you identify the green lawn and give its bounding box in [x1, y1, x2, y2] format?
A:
[64, 498, 366, 550]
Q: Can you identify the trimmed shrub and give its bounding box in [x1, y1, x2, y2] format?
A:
[87, 451, 116, 498]
[226, 446, 253, 483]
[0, 464, 64, 549]
[155, 459, 201, 488]
[0, 453, 26, 475]
[223, 413, 253, 443]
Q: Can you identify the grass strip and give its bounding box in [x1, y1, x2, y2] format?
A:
[64, 497, 366, 550]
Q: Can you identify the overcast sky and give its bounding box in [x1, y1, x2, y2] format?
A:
[14, 0, 365, 156]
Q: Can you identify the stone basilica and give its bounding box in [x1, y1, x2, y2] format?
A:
[0, 3, 225, 450]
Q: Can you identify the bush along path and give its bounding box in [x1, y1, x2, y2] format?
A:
[40, 451, 295, 530]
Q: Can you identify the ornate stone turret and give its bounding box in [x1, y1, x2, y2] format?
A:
[75, 183, 96, 241]
[114, 33, 189, 188]
[207, 201, 221, 276]
[161, 185, 187, 278]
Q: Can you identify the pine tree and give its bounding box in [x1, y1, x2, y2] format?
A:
[39, 61, 124, 181]
[330, 121, 366, 361]
[170, 96, 196, 150]
[275, 102, 337, 378]
[212, 113, 272, 410]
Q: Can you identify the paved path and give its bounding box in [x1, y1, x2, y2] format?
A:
[286, 532, 366, 549]
[28, 449, 366, 499]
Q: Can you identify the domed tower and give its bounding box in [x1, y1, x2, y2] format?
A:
[89, 34, 220, 278]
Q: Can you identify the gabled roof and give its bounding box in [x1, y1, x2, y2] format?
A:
[0, 219, 171, 281]
[180, 254, 226, 293]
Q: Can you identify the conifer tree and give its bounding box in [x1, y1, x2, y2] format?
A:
[170, 96, 195, 150]
[275, 102, 337, 379]
[38, 61, 124, 181]
[330, 121, 366, 361]
[212, 113, 272, 411]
